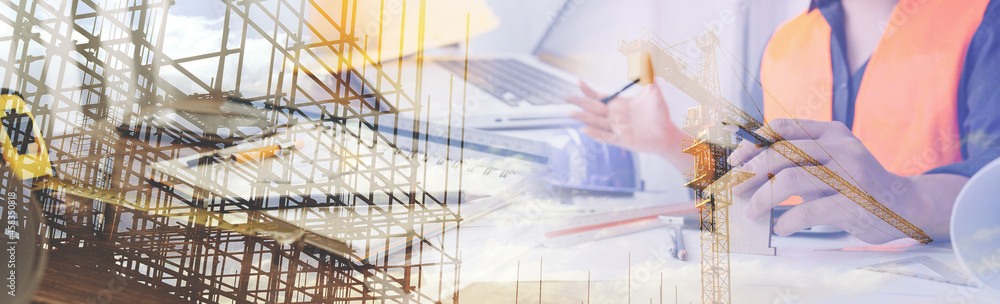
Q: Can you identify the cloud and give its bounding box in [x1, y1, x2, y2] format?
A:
[156, 14, 281, 96]
[971, 227, 1000, 243]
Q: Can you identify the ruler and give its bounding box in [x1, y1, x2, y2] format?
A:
[542, 217, 669, 248]
[542, 202, 697, 248]
[860, 256, 976, 287]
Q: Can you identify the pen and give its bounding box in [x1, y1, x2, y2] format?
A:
[600, 52, 655, 104]
[230, 140, 299, 163]
[659, 216, 689, 261]
[668, 234, 678, 259]
[600, 79, 640, 104]
[675, 227, 687, 261]
[185, 140, 300, 168]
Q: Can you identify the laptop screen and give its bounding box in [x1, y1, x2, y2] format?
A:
[533, 0, 663, 89]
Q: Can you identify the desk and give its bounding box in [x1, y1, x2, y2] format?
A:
[12, 119, 994, 303]
[424, 193, 1000, 304]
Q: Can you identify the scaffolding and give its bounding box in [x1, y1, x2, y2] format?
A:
[1, 0, 464, 302]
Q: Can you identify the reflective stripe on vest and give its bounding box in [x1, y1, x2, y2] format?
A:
[761, 0, 990, 176]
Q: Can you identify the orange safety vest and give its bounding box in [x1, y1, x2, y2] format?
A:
[761, 0, 991, 176]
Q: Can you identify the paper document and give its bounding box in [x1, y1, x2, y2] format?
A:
[151, 121, 524, 205]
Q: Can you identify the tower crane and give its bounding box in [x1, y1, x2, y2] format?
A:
[619, 30, 932, 304]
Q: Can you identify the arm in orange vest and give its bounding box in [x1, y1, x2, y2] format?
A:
[729, 119, 967, 244]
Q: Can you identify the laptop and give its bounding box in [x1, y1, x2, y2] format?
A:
[406, 0, 629, 130]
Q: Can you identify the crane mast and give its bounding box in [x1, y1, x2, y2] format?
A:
[619, 30, 932, 304]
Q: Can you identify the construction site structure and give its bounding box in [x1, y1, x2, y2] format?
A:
[620, 29, 933, 304]
[2, 0, 469, 302]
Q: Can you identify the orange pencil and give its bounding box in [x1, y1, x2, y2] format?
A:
[230, 140, 301, 163]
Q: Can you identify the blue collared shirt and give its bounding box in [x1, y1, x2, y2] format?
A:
[749, 0, 1000, 177]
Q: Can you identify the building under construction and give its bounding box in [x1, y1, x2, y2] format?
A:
[1, 0, 465, 302]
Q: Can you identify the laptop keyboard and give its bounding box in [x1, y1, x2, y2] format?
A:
[436, 59, 579, 106]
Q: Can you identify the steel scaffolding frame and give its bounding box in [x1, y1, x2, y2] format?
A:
[1, 0, 462, 302]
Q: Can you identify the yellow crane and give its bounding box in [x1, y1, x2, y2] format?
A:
[619, 30, 932, 304]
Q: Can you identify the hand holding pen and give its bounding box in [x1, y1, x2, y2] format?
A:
[564, 52, 691, 170]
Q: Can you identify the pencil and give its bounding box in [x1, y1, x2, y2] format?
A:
[675, 227, 687, 261]
[230, 140, 299, 163]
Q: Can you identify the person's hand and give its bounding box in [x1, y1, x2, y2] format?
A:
[565, 79, 690, 169]
[729, 119, 965, 244]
